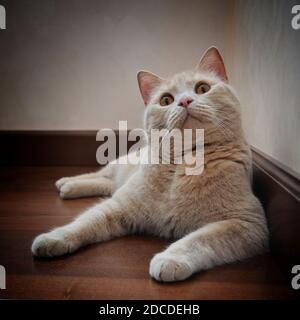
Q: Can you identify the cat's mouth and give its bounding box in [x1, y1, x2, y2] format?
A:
[186, 104, 214, 122]
[166, 108, 188, 130]
[166, 104, 214, 131]
[182, 114, 201, 130]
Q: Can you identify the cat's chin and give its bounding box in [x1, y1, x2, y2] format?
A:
[182, 115, 203, 130]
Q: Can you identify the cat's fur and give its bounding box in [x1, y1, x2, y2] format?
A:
[31, 47, 269, 282]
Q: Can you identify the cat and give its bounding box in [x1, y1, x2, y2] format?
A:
[31, 47, 269, 282]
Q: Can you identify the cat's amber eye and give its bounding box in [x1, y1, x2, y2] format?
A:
[195, 82, 211, 94]
[159, 93, 174, 106]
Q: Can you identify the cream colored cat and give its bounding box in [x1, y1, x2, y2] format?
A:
[31, 47, 269, 282]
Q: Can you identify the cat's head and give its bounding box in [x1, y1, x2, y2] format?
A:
[137, 47, 242, 144]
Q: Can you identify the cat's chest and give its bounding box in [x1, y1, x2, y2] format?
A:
[140, 165, 206, 208]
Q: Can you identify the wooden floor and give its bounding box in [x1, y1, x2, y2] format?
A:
[0, 167, 297, 299]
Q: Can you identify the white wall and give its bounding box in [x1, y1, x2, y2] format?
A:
[0, 0, 231, 130]
[229, 0, 300, 174]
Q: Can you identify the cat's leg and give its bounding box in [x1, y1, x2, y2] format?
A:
[59, 177, 113, 199]
[56, 164, 113, 190]
[56, 165, 114, 199]
[56, 171, 102, 190]
[150, 218, 268, 282]
[32, 197, 139, 257]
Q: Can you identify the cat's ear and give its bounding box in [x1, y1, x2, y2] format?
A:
[137, 71, 162, 105]
[196, 47, 228, 82]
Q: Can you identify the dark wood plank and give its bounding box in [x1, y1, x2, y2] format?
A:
[0, 167, 298, 299]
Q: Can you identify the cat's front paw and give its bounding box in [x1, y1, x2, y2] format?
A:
[55, 177, 70, 190]
[31, 229, 77, 257]
[149, 252, 193, 282]
[56, 178, 82, 199]
[59, 181, 85, 199]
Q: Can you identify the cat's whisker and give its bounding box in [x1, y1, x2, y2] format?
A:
[213, 118, 234, 141]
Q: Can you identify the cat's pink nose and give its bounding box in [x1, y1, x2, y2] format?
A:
[178, 97, 193, 108]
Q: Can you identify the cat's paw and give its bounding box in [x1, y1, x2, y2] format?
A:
[56, 178, 83, 199]
[59, 181, 84, 199]
[149, 252, 193, 282]
[55, 177, 71, 190]
[31, 229, 77, 257]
